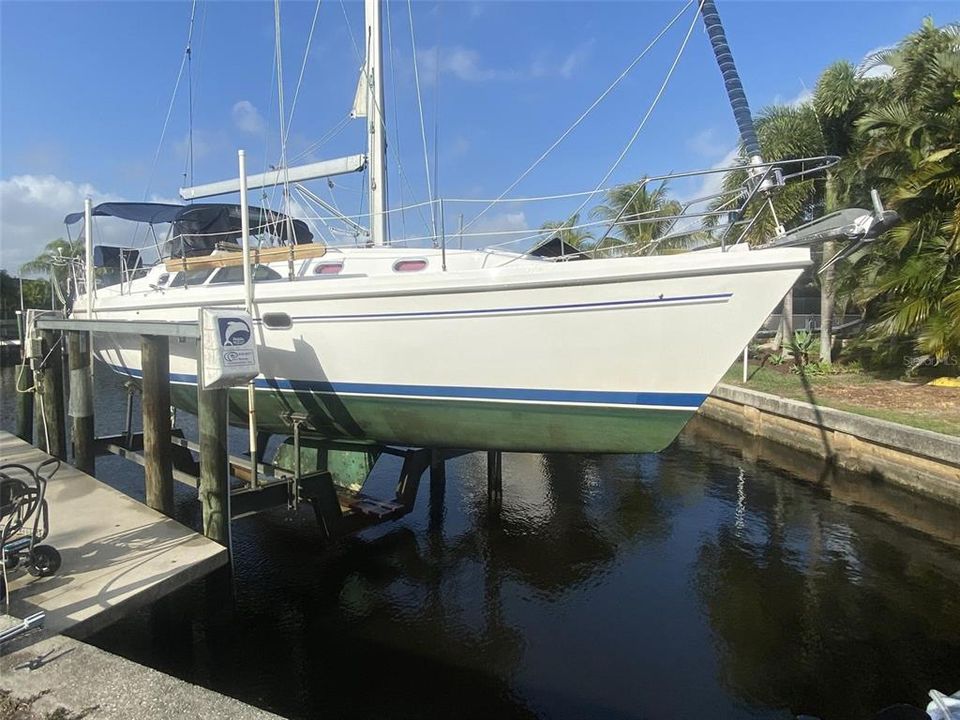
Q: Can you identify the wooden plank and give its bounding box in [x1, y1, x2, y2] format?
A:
[163, 243, 327, 272]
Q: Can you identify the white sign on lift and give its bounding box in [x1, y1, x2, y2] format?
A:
[200, 308, 260, 389]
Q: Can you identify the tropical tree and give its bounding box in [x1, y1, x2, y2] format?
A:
[591, 179, 685, 254]
[708, 103, 827, 350]
[810, 60, 888, 362]
[539, 212, 595, 250]
[20, 237, 84, 307]
[842, 20, 960, 364]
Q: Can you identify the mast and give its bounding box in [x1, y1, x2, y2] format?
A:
[364, 0, 388, 246]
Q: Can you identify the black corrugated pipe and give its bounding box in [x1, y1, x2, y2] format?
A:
[699, 0, 763, 161]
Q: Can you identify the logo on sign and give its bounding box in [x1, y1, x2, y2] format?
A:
[218, 317, 251, 347]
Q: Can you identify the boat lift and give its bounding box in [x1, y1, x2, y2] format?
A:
[27, 311, 477, 555]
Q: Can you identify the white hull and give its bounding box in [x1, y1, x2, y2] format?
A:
[77, 246, 808, 452]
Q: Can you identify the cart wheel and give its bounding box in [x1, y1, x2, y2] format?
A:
[27, 545, 61, 577]
[3, 553, 19, 571]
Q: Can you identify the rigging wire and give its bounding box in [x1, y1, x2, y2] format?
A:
[407, 0, 436, 240]
[461, 0, 696, 233]
[285, 0, 323, 143]
[385, 0, 407, 239]
[184, 0, 210, 196]
[144, 0, 199, 201]
[339, 0, 363, 64]
[432, 3, 441, 246]
[185, 23, 195, 193]
[288, 113, 352, 163]
[273, 0, 296, 240]
[559, 0, 705, 238]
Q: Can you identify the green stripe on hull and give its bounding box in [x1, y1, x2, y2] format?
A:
[169, 384, 694, 454]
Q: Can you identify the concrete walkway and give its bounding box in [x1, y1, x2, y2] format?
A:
[0, 432, 227, 637]
[1, 620, 282, 719]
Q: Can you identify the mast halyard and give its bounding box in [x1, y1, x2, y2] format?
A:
[362, 0, 388, 246]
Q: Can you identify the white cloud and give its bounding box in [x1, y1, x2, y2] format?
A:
[0, 175, 181, 273]
[173, 128, 223, 163]
[789, 88, 814, 107]
[418, 41, 593, 85]
[861, 64, 893, 79]
[418, 46, 500, 83]
[677, 145, 741, 204]
[447, 135, 471, 160]
[686, 128, 726, 159]
[463, 210, 530, 249]
[858, 45, 895, 79]
[558, 40, 594, 79]
[531, 40, 595, 80]
[232, 100, 267, 134]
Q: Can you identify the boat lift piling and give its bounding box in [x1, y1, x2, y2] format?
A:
[33, 317, 233, 550]
[32, 328, 67, 461]
[141, 334, 175, 516]
[487, 451, 503, 500]
[66, 330, 95, 475]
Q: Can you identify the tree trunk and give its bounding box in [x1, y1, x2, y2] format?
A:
[775, 288, 795, 353]
[820, 240, 836, 365]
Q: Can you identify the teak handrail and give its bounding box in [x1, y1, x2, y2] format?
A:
[164, 243, 327, 272]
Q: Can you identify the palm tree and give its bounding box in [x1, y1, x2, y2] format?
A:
[591, 179, 685, 255]
[709, 57, 889, 359]
[21, 237, 84, 308]
[845, 20, 960, 363]
[811, 60, 887, 363]
[539, 212, 595, 250]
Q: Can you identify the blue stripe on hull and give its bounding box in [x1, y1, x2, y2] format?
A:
[282, 292, 733, 322]
[104, 363, 706, 410]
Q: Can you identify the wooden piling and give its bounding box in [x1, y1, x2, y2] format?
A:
[35, 329, 67, 459]
[429, 450, 446, 529]
[141, 335, 174, 516]
[14, 363, 33, 444]
[67, 331, 95, 475]
[487, 451, 503, 497]
[197, 385, 229, 546]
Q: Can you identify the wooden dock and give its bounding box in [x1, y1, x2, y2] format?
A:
[1, 431, 228, 638]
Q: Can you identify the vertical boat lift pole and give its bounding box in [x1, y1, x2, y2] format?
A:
[238, 149, 259, 488]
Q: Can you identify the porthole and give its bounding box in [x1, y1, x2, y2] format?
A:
[393, 258, 428, 273]
[262, 312, 292, 329]
[314, 262, 344, 275]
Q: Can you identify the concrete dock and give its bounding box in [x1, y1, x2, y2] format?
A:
[0, 431, 227, 638]
[0, 618, 283, 720]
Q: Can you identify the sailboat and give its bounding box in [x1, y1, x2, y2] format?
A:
[60, 0, 872, 455]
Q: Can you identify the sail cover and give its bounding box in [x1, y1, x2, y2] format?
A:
[64, 202, 314, 258]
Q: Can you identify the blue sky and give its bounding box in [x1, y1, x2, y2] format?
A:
[2, 0, 958, 270]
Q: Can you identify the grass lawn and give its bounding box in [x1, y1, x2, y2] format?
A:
[721, 362, 960, 437]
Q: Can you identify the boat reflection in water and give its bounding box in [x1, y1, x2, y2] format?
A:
[77, 379, 960, 719]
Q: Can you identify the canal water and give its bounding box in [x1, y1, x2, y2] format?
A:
[2, 363, 959, 719]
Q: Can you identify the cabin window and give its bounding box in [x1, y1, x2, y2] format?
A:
[170, 269, 213, 287]
[313, 262, 344, 275]
[210, 265, 282, 284]
[393, 258, 428, 273]
[156, 273, 170, 286]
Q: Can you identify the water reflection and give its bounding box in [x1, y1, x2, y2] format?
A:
[684, 417, 960, 719]
[3, 363, 959, 720]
